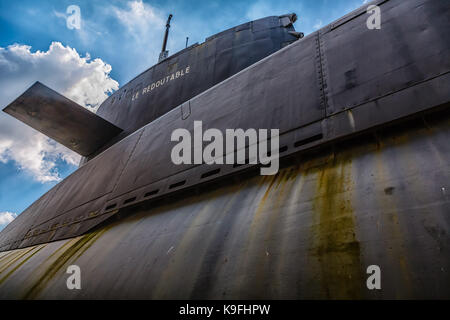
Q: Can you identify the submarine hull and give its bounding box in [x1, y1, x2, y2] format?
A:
[0, 109, 449, 299]
[0, 0, 449, 299]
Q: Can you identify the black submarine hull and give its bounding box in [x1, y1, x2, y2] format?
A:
[0, 110, 449, 299]
[94, 13, 299, 153]
[0, 0, 449, 299]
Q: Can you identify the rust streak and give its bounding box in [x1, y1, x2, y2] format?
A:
[23, 228, 108, 299]
[0, 244, 47, 285]
[311, 157, 363, 299]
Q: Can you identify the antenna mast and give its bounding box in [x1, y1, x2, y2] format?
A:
[159, 14, 173, 62]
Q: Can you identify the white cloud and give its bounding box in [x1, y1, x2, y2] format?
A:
[313, 19, 323, 30]
[245, 0, 299, 21]
[0, 42, 119, 183]
[111, 0, 166, 73]
[53, 8, 105, 46]
[246, 1, 277, 21]
[0, 212, 17, 229]
[114, 0, 165, 37]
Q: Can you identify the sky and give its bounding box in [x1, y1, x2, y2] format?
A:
[0, 0, 369, 230]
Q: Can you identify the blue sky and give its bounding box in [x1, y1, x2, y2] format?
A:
[0, 0, 367, 229]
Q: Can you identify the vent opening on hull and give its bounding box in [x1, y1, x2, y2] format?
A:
[294, 134, 323, 148]
[169, 180, 186, 189]
[279, 145, 288, 153]
[201, 168, 221, 179]
[105, 203, 117, 211]
[144, 189, 159, 197]
[123, 197, 137, 205]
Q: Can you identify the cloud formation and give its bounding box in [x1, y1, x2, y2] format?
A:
[0, 211, 17, 230]
[114, 0, 165, 37]
[0, 42, 119, 182]
[111, 0, 166, 77]
[313, 19, 323, 30]
[246, 0, 298, 21]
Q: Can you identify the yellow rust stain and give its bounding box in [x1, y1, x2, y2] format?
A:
[0, 244, 47, 285]
[311, 157, 363, 299]
[232, 168, 296, 298]
[253, 170, 286, 227]
[252, 168, 297, 293]
[0, 247, 37, 274]
[0, 251, 16, 264]
[152, 182, 244, 298]
[248, 170, 284, 228]
[259, 174, 278, 207]
[0, 251, 20, 268]
[273, 164, 308, 293]
[22, 227, 109, 299]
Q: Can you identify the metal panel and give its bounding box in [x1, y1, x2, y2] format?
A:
[0, 186, 60, 251]
[0, 110, 449, 299]
[2, 82, 122, 156]
[108, 33, 323, 200]
[0, 130, 142, 250]
[322, 0, 450, 115]
[44, 130, 142, 215]
[106, 0, 449, 230]
[1, 0, 449, 252]
[95, 15, 298, 148]
[324, 73, 450, 139]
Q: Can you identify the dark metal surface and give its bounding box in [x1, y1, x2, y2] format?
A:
[94, 14, 299, 149]
[321, 0, 450, 116]
[0, 0, 449, 252]
[0, 0, 449, 297]
[2, 82, 123, 156]
[0, 131, 142, 251]
[0, 109, 449, 299]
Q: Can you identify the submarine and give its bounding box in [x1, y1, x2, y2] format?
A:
[0, 0, 449, 299]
